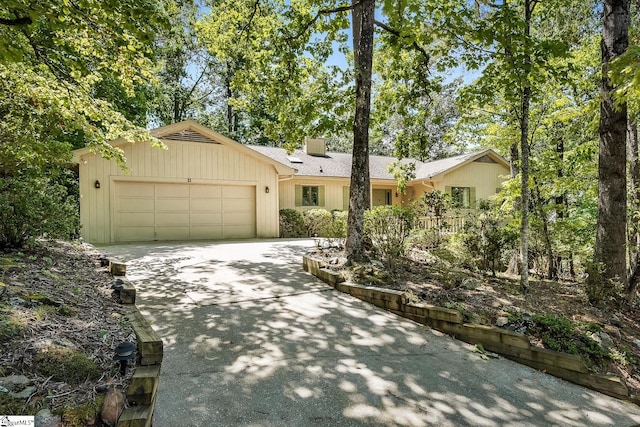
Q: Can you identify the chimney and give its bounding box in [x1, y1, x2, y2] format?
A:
[304, 137, 326, 157]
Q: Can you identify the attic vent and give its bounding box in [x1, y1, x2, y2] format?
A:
[161, 130, 220, 144]
[287, 156, 303, 163]
[474, 154, 497, 164]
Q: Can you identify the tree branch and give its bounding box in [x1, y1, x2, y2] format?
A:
[285, 2, 360, 41]
[240, 0, 261, 41]
[0, 15, 32, 26]
[373, 20, 430, 65]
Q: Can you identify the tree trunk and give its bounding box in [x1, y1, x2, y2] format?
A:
[344, 0, 374, 263]
[225, 63, 237, 134]
[533, 181, 556, 280]
[627, 120, 640, 303]
[555, 136, 565, 277]
[519, 0, 533, 292]
[591, 0, 630, 288]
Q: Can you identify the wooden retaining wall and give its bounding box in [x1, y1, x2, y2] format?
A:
[108, 262, 163, 427]
[303, 255, 636, 404]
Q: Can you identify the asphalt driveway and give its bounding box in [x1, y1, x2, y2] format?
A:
[99, 239, 640, 427]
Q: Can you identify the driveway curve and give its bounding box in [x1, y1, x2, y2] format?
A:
[99, 239, 640, 427]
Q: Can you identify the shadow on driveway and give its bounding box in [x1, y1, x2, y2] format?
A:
[99, 239, 640, 427]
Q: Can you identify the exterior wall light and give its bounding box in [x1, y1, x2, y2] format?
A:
[94, 180, 101, 189]
[265, 186, 270, 193]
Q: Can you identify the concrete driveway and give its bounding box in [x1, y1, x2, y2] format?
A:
[99, 239, 640, 427]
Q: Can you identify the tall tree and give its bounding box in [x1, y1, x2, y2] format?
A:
[590, 0, 630, 291]
[344, 0, 375, 261]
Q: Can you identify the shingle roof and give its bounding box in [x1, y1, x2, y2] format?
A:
[249, 146, 507, 180]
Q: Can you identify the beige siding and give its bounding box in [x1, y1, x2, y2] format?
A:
[78, 139, 279, 243]
[279, 178, 401, 211]
[433, 161, 509, 202]
[279, 178, 350, 211]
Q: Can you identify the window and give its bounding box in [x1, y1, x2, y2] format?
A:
[295, 185, 325, 207]
[302, 186, 319, 206]
[451, 187, 471, 208]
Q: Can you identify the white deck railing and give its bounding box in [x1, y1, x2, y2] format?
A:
[416, 216, 466, 234]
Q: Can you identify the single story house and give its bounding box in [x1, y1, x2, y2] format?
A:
[73, 120, 510, 243]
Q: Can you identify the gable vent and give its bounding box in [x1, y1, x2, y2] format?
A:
[161, 129, 220, 144]
[474, 154, 497, 164]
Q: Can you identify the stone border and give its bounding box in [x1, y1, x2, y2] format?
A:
[303, 255, 639, 404]
[107, 261, 163, 427]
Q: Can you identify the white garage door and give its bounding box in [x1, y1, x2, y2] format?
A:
[114, 182, 256, 242]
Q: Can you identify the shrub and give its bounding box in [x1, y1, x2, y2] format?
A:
[406, 228, 441, 250]
[0, 176, 79, 249]
[364, 205, 415, 268]
[327, 210, 347, 238]
[279, 209, 305, 238]
[303, 209, 333, 237]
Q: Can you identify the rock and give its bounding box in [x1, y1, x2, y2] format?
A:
[101, 387, 125, 426]
[0, 385, 8, 393]
[496, 316, 509, 327]
[610, 313, 623, 327]
[8, 296, 28, 307]
[0, 375, 31, 389]
[371, 260, 384, 269]
[10, 385, 36, 400]
[36, 408, 63, 427]
[590, 332, 615, 350]
[462, 277, 482, 290]
[603, 325, 621, 341]
[633, 338, 640, 350]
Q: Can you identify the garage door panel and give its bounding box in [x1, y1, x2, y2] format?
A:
[224, 212, 254, 226]
[118, 183, 154, 197]
[223, 198, 254, 212]
[156, 199, 190, 212]
[118, 212, 154, 226]
[116, 226, 154, 242]
[155, 184, 189, 198]
[190, 225, 223, 239]
[115, 182, 256, 242]
[191, 185, 222, 198]
[223, 186, 254, 198]
[119, 198, 154, 212]
[190, 212, 223, 225]
[155, 226, 190, 240]
[190, 199, 222, 211]
[156, 212, 190, 226]
[224, 225, 255, 238]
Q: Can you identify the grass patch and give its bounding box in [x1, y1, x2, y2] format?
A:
[35, 347, 99, 385]
[0, 307, 25, 343]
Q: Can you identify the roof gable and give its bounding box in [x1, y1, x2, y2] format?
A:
[72, 120, 295, 175]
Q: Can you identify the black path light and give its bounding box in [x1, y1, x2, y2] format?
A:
[111, 278, 124, 300]
[113, 341, 136, 375]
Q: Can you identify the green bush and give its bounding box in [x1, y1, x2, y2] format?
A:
[327, 210, 347, 238]
[303, 209, 333, 237]
[364, 205, 415, 268]
[0, 176, 79, 249]
[406, 228, 441, 250]
[279, 209, 305, 238]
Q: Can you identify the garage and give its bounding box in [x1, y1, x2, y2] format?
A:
[114, 181, 256, 242]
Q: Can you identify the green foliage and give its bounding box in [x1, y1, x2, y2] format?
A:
[0, 176, 78, 249]
[0, 0, 169, 161]
[459, 204, 518, 275]
[0, 307, 24, 343]
[406, 228, 441, 250]
[279, 209, 305, 238]
[530, 314, 609, 369]
[35, 347, 99, 385]
[326, 210, 348, 239]
[303, 209, 333, 237]
[364, 205, 416, 268]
